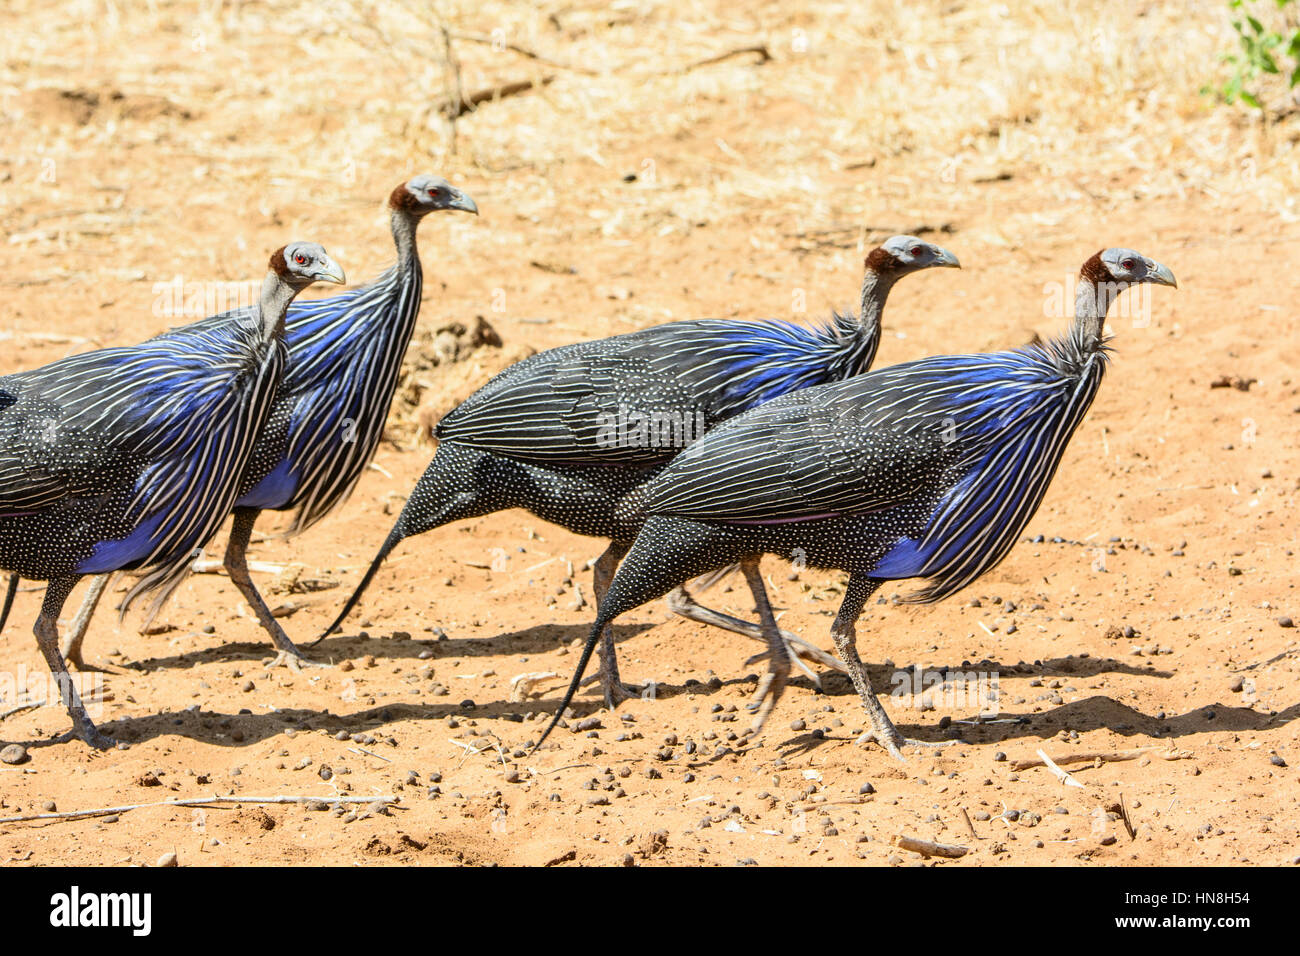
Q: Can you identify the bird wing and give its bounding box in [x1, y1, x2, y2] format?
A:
[0, 367, 128, 513]
[643, 374, 957, 523]
[434, 323, 763, 464]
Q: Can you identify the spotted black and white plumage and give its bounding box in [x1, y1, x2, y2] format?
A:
[535, 248, 1177, 757]
[319, 237, 961, 688]
[0, 242, 344, 746]
[32, 176, 477, 667]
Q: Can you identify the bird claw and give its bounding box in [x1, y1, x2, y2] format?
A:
[61, 725, 114, 751]
[854, 727, 958, 762]
[577, 671, 641, 709]
[267, 649, 326, 672]
[745, 670, 786, 734]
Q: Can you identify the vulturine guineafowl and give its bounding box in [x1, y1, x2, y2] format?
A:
[535, 247, 1177, 758]
[0, 243, 344, 747]
[19, 176, 477, 669]
[319, 236, 960, 703]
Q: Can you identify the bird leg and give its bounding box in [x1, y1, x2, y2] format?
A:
[224, 508, 322, 670]
[665, 564, 846, 688]
[34, 577, 111, 749]
[60, 573, 111, 669]
[830, 576, 954, 762]
[739, 561, 791, 733]
[585, 539, 639, 708]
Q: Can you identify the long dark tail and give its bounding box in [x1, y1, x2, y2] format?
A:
[313, 520, 407, 645]
[532, 618, 605, 753]
[0, 573, 18, 636]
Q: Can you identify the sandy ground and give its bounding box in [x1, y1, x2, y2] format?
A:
[0, 0, 1297, 866]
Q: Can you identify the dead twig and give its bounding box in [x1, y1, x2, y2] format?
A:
[683, 44, 771, 72]
[440, 76, 555, 120]
[0, 794, 396, 825]
[1036, 748, 1086, 788]
[1115, 793, 1137, 841]
[1009, 747, 1191, 771]
[0, 700, 45, 721]
[893, 834, 968, 859]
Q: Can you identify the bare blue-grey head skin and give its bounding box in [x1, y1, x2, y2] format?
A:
[877, 235, 962, 271]
[397, 175, 479, 217]
[1076, 247, 1177, 345]
[259, 242, 345, 338]
[276, 242, 346, 287]
[1098, 247, 1177, 288]
[859, 235, 960, 320]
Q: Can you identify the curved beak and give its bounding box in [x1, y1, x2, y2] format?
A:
[1145, 258, 1177, 289]
[933, 245, 961, 269]
[448, 189, 479, 216]
[313, 254, 346, 285]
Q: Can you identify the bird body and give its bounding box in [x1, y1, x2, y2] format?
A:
[0, 275, 289, 594]
[35, 177, 477, 666]
[320, 238, 962, 696]
[538, 248, 1177, 756]
[0, 242, 344, 746]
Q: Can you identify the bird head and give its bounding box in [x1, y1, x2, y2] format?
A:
[1087, 248, 1178, 290]
[390, 175, 479, 217]
[868, 235, 961, 273]
[271, 242, 346, 289]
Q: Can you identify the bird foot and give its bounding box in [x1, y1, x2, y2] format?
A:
[60, 724, 114, 751]
[578, 671, 641, 709]
[744, 669, 788, 734]
[267, 649, 327, 672]
[854, 726, 958, 762]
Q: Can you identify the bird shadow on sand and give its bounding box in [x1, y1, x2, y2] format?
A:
[17, 693, 1299, 757]
[93, 620, 658, 672]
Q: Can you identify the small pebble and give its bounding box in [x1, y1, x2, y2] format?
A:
[0, 744, 28, 765]
[156, 852, 178, 867]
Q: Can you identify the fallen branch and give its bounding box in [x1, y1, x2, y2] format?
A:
[893, 834, 968, 859]
[0, 700, 45, 721]
[1036, 748, 1086, 788]
[1010, 747, 1192, 771]
[440, 75, 555, 119]
[192, 557, 285, 576]
[1115, 793, 1136, 841]
[0, 794, 396, 825]
[683, 44, 771, 72]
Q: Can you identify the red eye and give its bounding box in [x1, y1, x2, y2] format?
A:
[1121, 258, 1135, 270]
[294, 253, 306, 265]
[911, 246, 923, 256]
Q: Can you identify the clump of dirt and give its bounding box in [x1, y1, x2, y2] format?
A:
[24, 87, 192, 127]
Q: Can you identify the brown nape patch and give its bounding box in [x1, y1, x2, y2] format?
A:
[865, 246, 903, 273]
[389, 182, 421, 211]
[1078, 250, 1110, 285]
[269, 246, 289, 277]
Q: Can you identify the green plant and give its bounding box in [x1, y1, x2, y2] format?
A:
[1219, 0, 1300, 108]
